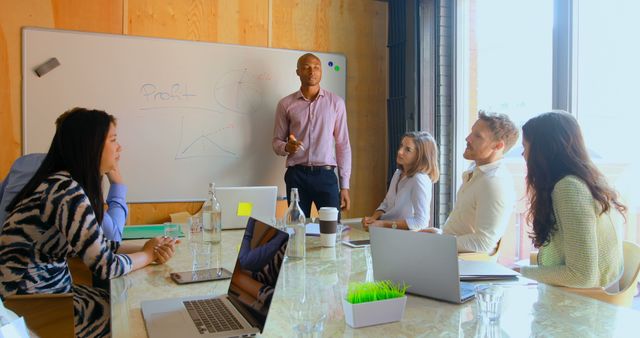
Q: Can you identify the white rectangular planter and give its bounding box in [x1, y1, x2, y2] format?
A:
[342, 296, 407, 328]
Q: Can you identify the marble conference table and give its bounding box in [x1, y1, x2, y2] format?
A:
[111, 227, 640, 337]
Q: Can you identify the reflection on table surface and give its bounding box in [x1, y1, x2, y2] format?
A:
[111, 227, 640, 337]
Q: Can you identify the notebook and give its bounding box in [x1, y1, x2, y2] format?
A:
[370, 227, 517, 303]
[122, 224, 185, 240]
[141, 217, 288, 337]
[215, 186, 278, 229]
[458, 260, 520, 281]
[302, 223, 350, 236]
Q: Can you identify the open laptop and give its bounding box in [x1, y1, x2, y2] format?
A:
[141, 217, 288, 337]
[215, 186, 277, 229]
[370, 227, 518, 304]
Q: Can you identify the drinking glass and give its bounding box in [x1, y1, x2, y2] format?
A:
[188, 216, 203, 242]
[475, 284, 504, 322]
[163, 222, 180, 239]
[190, 242, 213, 271]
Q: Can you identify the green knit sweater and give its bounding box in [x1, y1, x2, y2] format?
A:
[521, 175, 623, 288]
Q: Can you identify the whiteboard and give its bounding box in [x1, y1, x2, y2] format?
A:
[22, 27, 346, 202]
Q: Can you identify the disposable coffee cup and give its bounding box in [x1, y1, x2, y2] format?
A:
[319, 207, 339, 247]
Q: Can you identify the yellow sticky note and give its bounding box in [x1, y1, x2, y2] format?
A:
[237, 202, 252, 217]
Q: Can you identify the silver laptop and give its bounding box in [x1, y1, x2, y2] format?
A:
[215, 186, 277, 229]
[141, 218, 289, 337]
[370, 227, 508, 304]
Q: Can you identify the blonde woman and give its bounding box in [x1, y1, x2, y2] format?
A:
[363, 131, 440, 231]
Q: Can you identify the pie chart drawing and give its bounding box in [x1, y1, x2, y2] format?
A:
[214, 68, 263, 115]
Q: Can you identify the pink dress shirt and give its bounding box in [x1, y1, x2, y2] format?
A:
[272, 88, 351, 189]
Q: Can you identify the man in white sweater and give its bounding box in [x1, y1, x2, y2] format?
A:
[426, 111, 518, 253]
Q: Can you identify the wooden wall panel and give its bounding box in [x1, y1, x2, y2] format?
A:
[51, 0, 123, 33]
[0, 18, 19, 178]
[126, 201, 202, 224]
[0, 0, 387, 224]
[0, 1, 53, 177]
[126, 0, 269, 46]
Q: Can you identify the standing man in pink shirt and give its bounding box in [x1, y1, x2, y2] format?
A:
[272, 53, 352, 218]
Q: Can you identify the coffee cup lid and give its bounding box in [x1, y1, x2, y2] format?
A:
[318, 207, 338, 220]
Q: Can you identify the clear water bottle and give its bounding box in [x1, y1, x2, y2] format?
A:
[284, 188, 306, 259]
[202, 182, 222, 243]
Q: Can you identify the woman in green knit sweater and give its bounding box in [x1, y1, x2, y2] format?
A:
[519, 111, 626, 289]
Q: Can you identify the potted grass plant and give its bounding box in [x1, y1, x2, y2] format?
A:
[342, 280, 408, 328]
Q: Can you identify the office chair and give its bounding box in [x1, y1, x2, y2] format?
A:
[3, 293, 75, 338]
[531, 241, 640, 307]
[68, 256, 94, 287]
[458, 239, 502, 263]
[0, 153, 46, 226]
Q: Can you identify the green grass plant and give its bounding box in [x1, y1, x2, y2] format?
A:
[346, 280, 409, 304]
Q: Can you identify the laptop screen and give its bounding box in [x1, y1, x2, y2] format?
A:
[227, 218, 288, 331]
[215, 186, 278, 229]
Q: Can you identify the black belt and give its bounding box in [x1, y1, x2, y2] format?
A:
[291, 165, 335, 172]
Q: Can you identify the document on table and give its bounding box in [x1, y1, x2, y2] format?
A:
[284, 223, 350, 236]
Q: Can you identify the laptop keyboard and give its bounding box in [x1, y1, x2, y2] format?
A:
[184, 298, 244, 334]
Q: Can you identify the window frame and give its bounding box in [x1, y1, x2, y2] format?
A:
[451, 0, 574, 193]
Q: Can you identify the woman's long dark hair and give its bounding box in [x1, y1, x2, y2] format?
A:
[523, 111, 626, 248]
[7, 107, 115, 224]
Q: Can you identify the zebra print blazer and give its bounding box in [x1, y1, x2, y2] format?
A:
[0, 171, 133, 297]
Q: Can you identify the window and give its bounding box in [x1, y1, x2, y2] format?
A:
[453, 0, 640, 264]
[574, 0, 640, 243]
[455, 0, 554, 264]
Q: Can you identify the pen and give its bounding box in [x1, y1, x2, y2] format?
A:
[288, 133, 305, 151]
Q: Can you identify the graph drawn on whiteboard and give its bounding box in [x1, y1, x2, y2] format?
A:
[214, 68, 263, 114]
[175, 115, 239, 159]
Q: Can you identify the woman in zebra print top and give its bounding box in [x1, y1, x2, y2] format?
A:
[0, 108, 177, 337]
